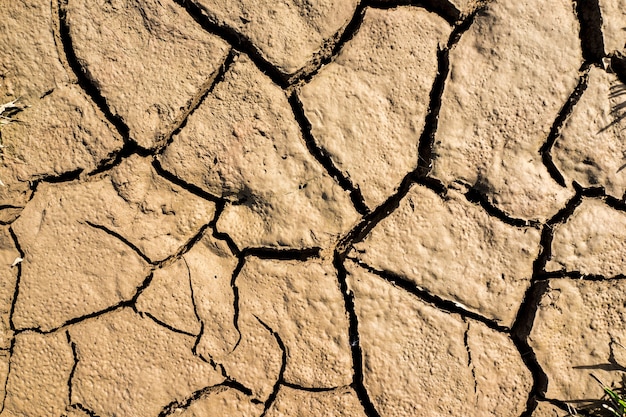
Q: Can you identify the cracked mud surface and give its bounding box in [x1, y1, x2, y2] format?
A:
[1, 0, 626, 416]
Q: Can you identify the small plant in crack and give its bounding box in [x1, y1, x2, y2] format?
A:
[572, 340, 626, 416]
[608, 51, 626, 131]
[586, 374, 626, 417]
[604, 49, 626, 173]
[611, 51, 626, 86]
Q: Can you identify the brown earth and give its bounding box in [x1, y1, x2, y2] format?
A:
[0, 0, 626, 416]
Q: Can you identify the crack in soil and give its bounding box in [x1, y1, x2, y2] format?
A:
[14, 273, 154, 336]
[464, 186, 542, 228]
[68, 403, 100, 417]
[280, 382, 348, 393]
[574, 0, 606, 64]
[0, 337, 15, 414]
[255, 316, 288, 417]
[7, 226, 24, 334]
[141, 311, 197, 338]
[151, 158, 221, 204]
[157, 381, 254, 417]
[66, 330, 80, 412]
[348, 258, 510, 332]
[57, 0, 131, 143]
[510, 279, 551, 417]
[368, 0, 460, 25]
[288, 92, 370, 216]
[5, 0, 624, 414]
[507, 184, 609, 416]
[464, 320, 478, 398]
[540, 62, 592, 187]
[171, 0, 292, 88]
[154, 49, 238, 155]
[332, 253, 381, 417]
[84, 220, 154, 264]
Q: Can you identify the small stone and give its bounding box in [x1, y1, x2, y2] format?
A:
[546, 199, 626, 276]
[554, 67, 626, 196]
[353, 184, 540, 326]
[431, 0, 582, 221]
[65, 0, 230, 149]
[264, 386, 367, 417]
[190, 0, 359, 75]
[2, 331, 74, 417]
[236, 257, 352, 388]
[300, 7, 450, 208]
[161, 55, 358, 250]
[69, 308, 224, 417]
[347, 263, 531, 416]
[529, 279, 626, 401]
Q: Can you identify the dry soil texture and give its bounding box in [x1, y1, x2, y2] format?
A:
[1, 0, 626, 416]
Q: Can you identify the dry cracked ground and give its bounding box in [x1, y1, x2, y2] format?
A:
[1, 0, 626, 416]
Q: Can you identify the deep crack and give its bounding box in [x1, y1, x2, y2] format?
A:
[281, 382, 347, 393]
[349, 258, 510, 332]
[510, 280, 551, 417]
[202, 199, 241, 251]
[464, 187, 542, 228]
[336, 7, 487, 255]
[507, 186, 598, 415]
[141, 311, 197, 338]
[171, 0, 290, 88]
[333, 253, 382, 417]
[155, 49, 238, 155]
[539, 63, 591, 187]
[241, 247, 321, 261]
[57, 0, 131, 142]
[158, 382, 254, 417]
[152, 159, 220, 204]
[288, 92, 370, 215]
[368, 0, 460, 25]
[7, 226, 24, 333]
[573, 0, 606, 64]
[70, 403, 100, 417]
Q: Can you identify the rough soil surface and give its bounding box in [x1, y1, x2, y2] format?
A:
[0, 0, 625, 416]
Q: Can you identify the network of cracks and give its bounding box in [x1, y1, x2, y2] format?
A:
[1, 0, 626, 416]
